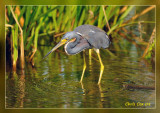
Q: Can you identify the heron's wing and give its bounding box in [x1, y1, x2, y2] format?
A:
[74, 24, 106, 35]
[85, 32, 110, 49]
[74, 25, 110, 49]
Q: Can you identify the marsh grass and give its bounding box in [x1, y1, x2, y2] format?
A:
[5, 5, 155, 70]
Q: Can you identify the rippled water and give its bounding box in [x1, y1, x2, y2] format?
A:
[6, 45, 155, 108]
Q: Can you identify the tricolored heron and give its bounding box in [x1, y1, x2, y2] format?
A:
[43, 25, 111, 84]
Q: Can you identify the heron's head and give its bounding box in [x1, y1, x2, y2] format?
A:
[43, 31, 76, 59]
[61, 31, 77, 41]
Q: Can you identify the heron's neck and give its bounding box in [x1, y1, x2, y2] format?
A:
[65, 34, 81, 55]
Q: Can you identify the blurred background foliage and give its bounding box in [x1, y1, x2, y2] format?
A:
[5, 5, 155, 71]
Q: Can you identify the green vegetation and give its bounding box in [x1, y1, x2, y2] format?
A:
[5, 6, 156, 108]
[5, 6, 155, 71]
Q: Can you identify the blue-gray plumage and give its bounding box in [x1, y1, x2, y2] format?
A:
[64, 35, 91, 55]
[74, 24, 110, 49]
[63, 25, 110, 55]
[43, 24, 111, 84]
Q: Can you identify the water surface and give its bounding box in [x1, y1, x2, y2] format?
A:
[6, 46, 155, 108]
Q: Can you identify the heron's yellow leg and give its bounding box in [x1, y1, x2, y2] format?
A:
[89, 49, 92, 65]
[80, 51, 86, 83]
[95, 49, 104, 85]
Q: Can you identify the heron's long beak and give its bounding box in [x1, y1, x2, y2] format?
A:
[43, 39, 67, 59]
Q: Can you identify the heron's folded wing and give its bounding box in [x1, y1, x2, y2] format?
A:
[85, 32, 110, 49]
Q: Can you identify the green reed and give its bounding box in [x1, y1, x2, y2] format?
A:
[5, 6, 155, 70]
